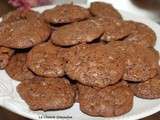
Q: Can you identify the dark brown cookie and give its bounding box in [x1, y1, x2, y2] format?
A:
[27, 42, 65, 77]
[6, 53, 36, 81]
[2, 9, 40, 23]
[0, 18, 51, 49]
[65, 43, 124, 88]
[124, 22, 156, 47]
[90, 2, 122, 19]
[78, 82, 134, 117]
[17, 78, 75, 111]
[42, 4, 90, 24]
[129, 76, 160, 99]
[51, 19, 103, 46]
[108, 41, 159, 82]
[96, 17, 136, 42]
[0, 47, 14, 69]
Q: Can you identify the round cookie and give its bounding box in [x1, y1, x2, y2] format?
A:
[78, 82, 134, 117]
[108, 41, 159, 82]
[42, 4, 90, 24]
[2, 9, 40, 23]
[0, 47, 14, 69]
[17, 78, 75, 111]
[0, 18, 51, 49]
[90, 2, 122, 19]
[27, 42, 65, 77]
[65, 43, 125, 88]
[129, 76, 160, 99]
[96, 17, 136, 42]
[51, 19, 103, 46]
[6, 53, 36, 81]
[124, 22, 156, 47]
[123, 45, 159, 82]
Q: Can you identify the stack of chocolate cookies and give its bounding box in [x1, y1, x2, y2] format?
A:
[0, 2, 159, 117]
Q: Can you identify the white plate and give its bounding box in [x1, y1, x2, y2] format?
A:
[0, 4, 160, 120]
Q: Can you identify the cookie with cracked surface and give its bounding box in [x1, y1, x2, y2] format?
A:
[65, 43, 125, 88]
[78, 82, 133, 117]
[129, 76, 160, 99]
[42, 4, 90, 24]
[17, 78, 75, 111]
[124, 22, 156, 47]
[123, 45, 159, 82]
[27, 42, 65, 77]
[90, 2, 122, 19]
[107, 41, 159, 82]
[95, 17, 136, 42]
[0, 18, 51, 49]
[2, 9, 41, 23]
[6, 53, 36, 81]
[51, 19, 103, 46]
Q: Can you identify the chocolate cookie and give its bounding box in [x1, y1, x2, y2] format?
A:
[17, 78, 75, 111]
[42, 4, 90, 24]
[65, 43, 124, 88]
[78, 82, 133, 117]
[90, 2, 122, 19]
[0, 47, 14, 69]
[124, 45, 159, 82]
[0, 18, 51, 49]
[129, 76, 160, 99]
[2, 9, 40, 23]
[96, 17, 136, 42]
[108, 41, 159, 82]
[27, 42, 65, 77]
[51, 19, 103, 46]
[124, 22, 156, 47]
[6, 53, 36, 81]
[106, 41, 128, 54]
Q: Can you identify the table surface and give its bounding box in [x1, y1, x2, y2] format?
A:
[0, 0, 159, 120]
